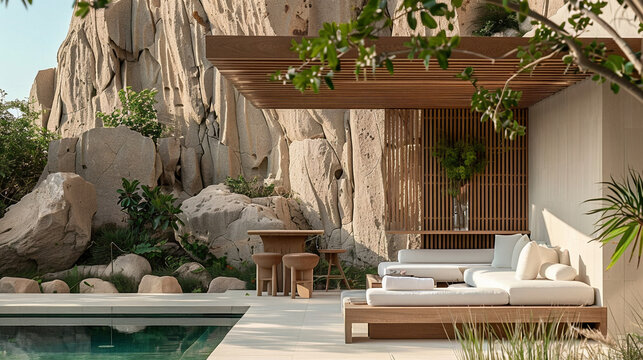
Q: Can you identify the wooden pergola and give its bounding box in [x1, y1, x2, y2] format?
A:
[205, 36, 638, 109]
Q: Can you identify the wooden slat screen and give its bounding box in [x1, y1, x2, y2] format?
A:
[385, 108, 529, 249]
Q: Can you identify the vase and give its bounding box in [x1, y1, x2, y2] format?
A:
[452, 189, 469, 231]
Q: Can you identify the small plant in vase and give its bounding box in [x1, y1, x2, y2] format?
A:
[432, 138, 487, 231]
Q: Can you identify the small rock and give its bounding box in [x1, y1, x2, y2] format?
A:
[102, 254, 151, 284]
[79, 278, 119, 293]
[0, 277, 41, 293]
[174, 262, 212, 289]
[207, 276, 246, 293]
[138, 275, 183, 293]
[41, 280, 70, 294]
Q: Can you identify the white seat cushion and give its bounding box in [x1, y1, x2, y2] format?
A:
[378, 262, 398, 277]
[366, 287, 509, 306]
[492, 234, 523, 268]
[464, 267, 594, 306]
[381, 263, 492, 282]
[398, 249, 494, 264]
[341, 290, 366, 311]
[382, 276, 435, 291]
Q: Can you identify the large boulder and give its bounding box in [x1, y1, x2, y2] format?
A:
[75, 126, 159, 227]
[207, 276, 246, 293]
[0, 277, 41, 293]
[102, 254, 152, 284]
[41, 280, 70, 294]
[42, 264, 107, 281]
[0, 173, 96, 274]
[138, 275, 182, 293]
[174, 262, 212, 289]
[176, 185, 307, 266]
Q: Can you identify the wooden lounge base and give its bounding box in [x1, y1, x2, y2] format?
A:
[344, 301, 607, 343]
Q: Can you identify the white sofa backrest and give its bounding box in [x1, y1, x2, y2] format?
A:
[398, 249, 494, 264]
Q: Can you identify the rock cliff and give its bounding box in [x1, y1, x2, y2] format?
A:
[28, 0, 557, 265]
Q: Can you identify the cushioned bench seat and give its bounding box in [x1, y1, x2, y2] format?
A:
[378, 262, 492, 282]
[464, 267, 595, 306]
[365, 286, 509, 306]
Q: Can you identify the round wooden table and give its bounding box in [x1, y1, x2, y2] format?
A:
[247, 229, 324, 292]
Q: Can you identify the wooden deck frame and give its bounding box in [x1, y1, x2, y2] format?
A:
[343, 301, 607, 343]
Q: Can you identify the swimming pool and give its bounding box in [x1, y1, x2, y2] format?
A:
[0, 314, 243, 359]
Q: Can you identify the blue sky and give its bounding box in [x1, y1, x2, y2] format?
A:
[0, 2, 73, 101]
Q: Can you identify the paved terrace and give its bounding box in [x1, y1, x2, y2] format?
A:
[0, 291, 459, 359]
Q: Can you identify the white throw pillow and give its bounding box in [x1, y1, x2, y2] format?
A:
[515, 241, 541, 280]
[491, 234, 523, 268]
[511, 235, 530, 270]
[538, 245, 559, 264]
[539, 262, 577, 281]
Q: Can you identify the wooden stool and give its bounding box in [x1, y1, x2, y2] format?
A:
[282, 253, 319, 299]
[318, 249, 351, 291]
[252, 252, 282, 296]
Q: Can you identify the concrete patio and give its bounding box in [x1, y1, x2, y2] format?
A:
[0, 291, 459, 359]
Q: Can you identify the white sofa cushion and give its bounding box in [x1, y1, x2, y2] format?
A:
[398, 249, 494, 264]
[540, 262, 577, 281]
[379, 263, 491, 282]
[366, 287, 509, 306]
[463, 267, 594, 305]
[538, 245, 559, 264]
[511, 235, 530, 270]
[515, 241, 541, 280]
[378, 262, 398, 277]
[382, 276, 435, 291]
[559, 249, 571, 266]
[491, 234, 523, 268]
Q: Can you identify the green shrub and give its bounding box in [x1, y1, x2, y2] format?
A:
[117, 178, 184, 233]
[432, 137, 486, 197]
[60, 266, 84, 293]
[0, 90, 58, 216]
[472, 4, 520, 37]
[206, 257, 255, 290]
[177, 233, 212, 265]
[225, 175, 274, 198]
[107, 273, 138, 293]
[176, 277, 205, 293]
[97, 87, 166, 142]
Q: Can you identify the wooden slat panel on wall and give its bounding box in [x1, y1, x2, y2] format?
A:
[385, 108, 529, 249]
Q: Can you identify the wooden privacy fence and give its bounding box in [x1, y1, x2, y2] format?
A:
[384, 108, 529, 249]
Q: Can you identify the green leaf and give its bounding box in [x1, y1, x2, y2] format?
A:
[324, 76, 335, 90]
[407, 12, 417, 30]
[420, 12, 438, 29]
[610, 82, 620, 94]
[384, 58, 394, 74]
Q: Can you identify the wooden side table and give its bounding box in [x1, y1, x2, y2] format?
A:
[366, 274, 382, 289]
[318, 249, 351, 291]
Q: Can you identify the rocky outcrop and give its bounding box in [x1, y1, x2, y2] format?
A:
[80, 278, 118, 293]
[138, 275, 182, 293]
[29, 68, 56, 128]
[0, 173, 96, 274]
[76, 126, 159, 227]
[0, 277, 41, 293]
[177, 184, 308, 266]
[41, 280, 70, 294]
[208, 276, 246, 293]
[102, 254, 151, 284]
[174, 262, 212, 289]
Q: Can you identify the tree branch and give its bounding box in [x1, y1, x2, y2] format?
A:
[485, 0, 643, 103]
[570, 0, 642, 74]
[623, 0, 643, 23]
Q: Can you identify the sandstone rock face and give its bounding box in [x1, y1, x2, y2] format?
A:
[0, 173, 96, 274]
[102, 254, 152, 284]
[0, 277, 41, 293]
[138, 275, 182, 293]
[41, 280, 70, 294]
[75, 126, 159, 227]
[208, 276, 246, 293]
[174, 262, 212, 289]
[80, 278, 119, 293]
[29, 68, 56, 128]
[177, 185, 308, 266]
[31, 0, 570, 266]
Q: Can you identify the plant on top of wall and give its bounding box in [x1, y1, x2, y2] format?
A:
[586, 169, 643, 269]
[225, 175, 275, 198]
[472, 4, 521, 37]
[432, 137, 487, 231]
[97, 87, 167, 142]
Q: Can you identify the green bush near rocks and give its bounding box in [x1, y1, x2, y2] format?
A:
[225, 175, 274, 198]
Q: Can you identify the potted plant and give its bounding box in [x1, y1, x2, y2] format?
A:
[432, 137, 487, 231]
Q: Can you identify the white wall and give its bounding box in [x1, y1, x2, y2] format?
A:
[529, 78, 643, 332]
[529, 79, 604, 301]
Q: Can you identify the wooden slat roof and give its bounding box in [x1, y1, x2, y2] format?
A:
[206, 36, 640, 109]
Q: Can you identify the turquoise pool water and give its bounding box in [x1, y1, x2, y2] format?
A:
[0, 315, 242, 359]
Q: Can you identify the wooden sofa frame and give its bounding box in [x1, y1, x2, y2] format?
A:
[343, 300, 607, 343]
